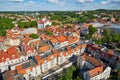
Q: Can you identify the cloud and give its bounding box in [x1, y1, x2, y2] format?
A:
[8, 0, 24, 3]
[29, 1, 34, 4]
[101, 1, 109, 5]
[23, 1, 35, 6]
[47, 0, 65, 5]
[101, 0, 120, 5]
[78, 0, 94, 3]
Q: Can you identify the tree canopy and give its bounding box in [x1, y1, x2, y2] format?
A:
[18, 21, 37, 28]
[103, 28, 110, 36]
[30, 33, 38, 39]
[88, 25, 97, 36]
[58, 66, 82, 80]
[45, 30, 53, 36]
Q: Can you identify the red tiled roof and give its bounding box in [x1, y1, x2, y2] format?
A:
[107, 50, 113, 55]
[0, 47, 19, 63]
[38, 45, 52, 52]
[50, 38, 58, 43]
[56, 35, 68, 43]
[22, 44, 34, 54]
[81, 53, 105, 67]
[35, 55, 41, 61]
[16, 65, 23, 71]
[88, 66, 103, 77]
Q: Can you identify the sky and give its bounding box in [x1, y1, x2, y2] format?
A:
[0, 0, 120, 11]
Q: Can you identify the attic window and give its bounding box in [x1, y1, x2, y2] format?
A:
[2, 58, 4, 61]
[12, 55, 15, 59]
[6, 58, 9, 61]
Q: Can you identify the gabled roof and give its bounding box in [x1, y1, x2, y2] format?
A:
[56, 35, 68, 43]
[88, 66, 103, 78]
[81, 53, 105, 67]
[16, 59, 36, 75]
[50, 38, 58, 43]
[38, 45, 52, 53]
[0, 47, 19, 63]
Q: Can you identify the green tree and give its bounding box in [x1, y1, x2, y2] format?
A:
[63, 69, 72, 80]
[18, 22, 26, 28]
[96, 39, 102, 44]
[30, 21, 37, 27]
[46, 25, 50, 27]
[18, 21, 37, 28]
[58, 76, 63, 80]
[92, 37, 97, 42]
[58, 66, 81, 80]
[103, 28, 110, 36]
[88, 25, 97, 36]
[85, 34, 91, 40]
[30, 34, 38, 39]
[101, 36, 107, 43]
[0, 18, 14, 29]
[117, 71, 120, 80]
[92, 38, 102, 44]
[107, 36, 112, 43]
[52, 22, 60, 26]
[45, 30, 53, 36]
[112, 34, 120, 42]
[0, 29, 6, 36]
[68, 26, 73, 28]
[74, 76, 82, 80]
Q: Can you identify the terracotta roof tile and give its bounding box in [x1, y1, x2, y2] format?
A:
[88, 66, 103, 77]
[81, 53, 105, 67]
[35, 55, 41, 61]
[39, 45, 52, 52]
[16, 65, 23, 71]
[107, 50, 113, 55]
[0, 47, 19, 63]
[18, 69, 26, 75]
[56, 35, 67, 42]
[50, 38, 58, 43]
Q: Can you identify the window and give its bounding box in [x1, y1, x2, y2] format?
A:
[12, 55, 15, 59]
[60, 56, 63, 63]
[6, 58, 9, 61]
[51, 58, 54, 66]
[66, 53, 69, 59]
[44, 60, 48, 70]
[7, 62, 9, 64]
[2, 58, 4, 61]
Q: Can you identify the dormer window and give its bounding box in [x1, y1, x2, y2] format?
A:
[2, 58, 4, 61]
[6, 58, 9, 61]
[12, 55, 15, 59]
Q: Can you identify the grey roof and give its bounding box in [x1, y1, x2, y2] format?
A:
[22, 59, 36, 69]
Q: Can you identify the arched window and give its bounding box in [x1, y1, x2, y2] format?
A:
[6, 58, 9, 61]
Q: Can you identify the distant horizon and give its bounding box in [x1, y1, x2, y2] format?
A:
[0, 9, 120, 12]
[0, 0, 120, 11]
